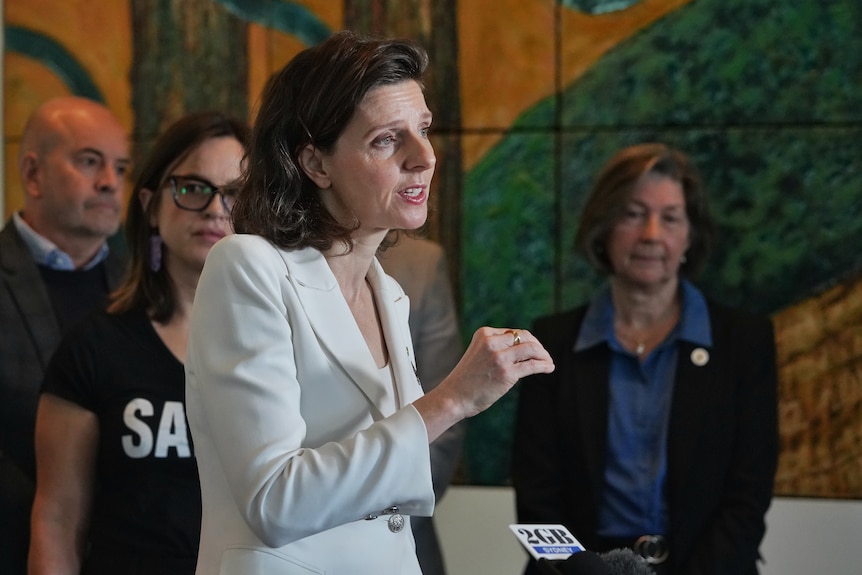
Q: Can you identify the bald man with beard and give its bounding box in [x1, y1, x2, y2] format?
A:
[0, 97, 130, 573]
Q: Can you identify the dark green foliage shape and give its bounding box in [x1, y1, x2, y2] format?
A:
[462, 106, 557, 484]
[562, 0, 861, 125]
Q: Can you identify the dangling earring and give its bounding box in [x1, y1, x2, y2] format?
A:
[149, 232, 163, 272]
[680, 254, 688, 264]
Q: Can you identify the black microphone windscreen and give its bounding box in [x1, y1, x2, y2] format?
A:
[549, 550, 613, 575]
[599, 548, 656, 575]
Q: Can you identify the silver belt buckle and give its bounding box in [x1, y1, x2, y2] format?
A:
[634, 534, 669, 564]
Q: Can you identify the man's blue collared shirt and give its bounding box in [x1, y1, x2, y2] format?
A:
[574, 280, 711, 538]
[13, 212, 109, 271]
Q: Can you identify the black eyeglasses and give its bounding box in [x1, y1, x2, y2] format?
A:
[167, 175, 240, 213]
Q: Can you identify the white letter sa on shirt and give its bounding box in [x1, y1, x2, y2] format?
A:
[121, 398, 191, 458]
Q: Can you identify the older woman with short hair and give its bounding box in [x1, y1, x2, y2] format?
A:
[513, 143, 778, 575]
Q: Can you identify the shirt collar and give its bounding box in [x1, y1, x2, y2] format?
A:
[13, 211, 110, 271]
[676, 279, 712, 347]
[575, 279, 712, 352]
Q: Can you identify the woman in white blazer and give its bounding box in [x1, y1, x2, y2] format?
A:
[185, 31, 555, 575]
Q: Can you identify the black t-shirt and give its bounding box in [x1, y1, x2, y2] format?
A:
[42, 308, 200, 573]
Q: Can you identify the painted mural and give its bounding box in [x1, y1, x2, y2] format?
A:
[3, 0, 861, 497]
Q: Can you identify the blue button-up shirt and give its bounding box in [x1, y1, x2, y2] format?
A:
[575, 280, 711, 537]
[13, 212, 109, 271]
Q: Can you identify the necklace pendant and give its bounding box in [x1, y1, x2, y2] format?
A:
[636, 342, 645, 355]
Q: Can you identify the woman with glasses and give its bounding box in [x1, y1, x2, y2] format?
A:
[28, 111, 249, 575]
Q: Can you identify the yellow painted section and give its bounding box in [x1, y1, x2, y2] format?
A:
[247, 26, 314, 123]
[247, 1, 344, 122]
[4, 54, 72, 139]
[4, 0, 133, 133]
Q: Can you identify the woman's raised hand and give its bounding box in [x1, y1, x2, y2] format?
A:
[413, 327, 554, 442]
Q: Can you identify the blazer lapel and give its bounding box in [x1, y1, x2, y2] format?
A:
[536, 309, 610, 514]
[367, 258, 423, 406]
[667, 340, 716, 496]
[571, 345, 612, 509]
[281, 247, 412, 418]
[0, 223, 60, 366]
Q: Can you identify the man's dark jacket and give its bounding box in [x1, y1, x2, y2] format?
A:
[0, 220, 125, 573]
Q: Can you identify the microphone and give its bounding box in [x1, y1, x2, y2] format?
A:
[509, 523, 655, 575]
[538, 548, 654, 575]
[600, 547, 656, 575]
[537, 551, 612, 574]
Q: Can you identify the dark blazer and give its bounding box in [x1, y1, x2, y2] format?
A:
[513, 299, 779, 575]
[0, 220, 126, 573]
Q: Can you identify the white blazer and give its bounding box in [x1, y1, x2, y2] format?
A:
[186, 235, 435, 575]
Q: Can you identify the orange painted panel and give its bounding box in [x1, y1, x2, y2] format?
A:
[4, 0, 133, 132]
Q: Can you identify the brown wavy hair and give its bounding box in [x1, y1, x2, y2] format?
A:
[231, 30, 429, 253]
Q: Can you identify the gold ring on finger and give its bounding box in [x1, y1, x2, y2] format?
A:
[508, 329, 521, 346]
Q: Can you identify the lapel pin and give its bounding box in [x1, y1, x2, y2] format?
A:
[690, 347, 709, 367]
